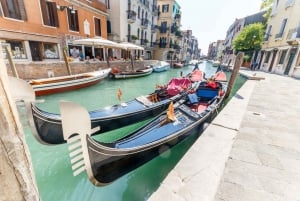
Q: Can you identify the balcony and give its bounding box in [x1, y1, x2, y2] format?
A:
[275, 32, 283, 39]
[175, 13, 181, 20]
[286, 27, 300, 45]
[152, 5, 159, 16]
[171, 24, 179, 34]
[127, 10, 137, 23]
[141, 18, 149, 29]
[151, 25, 157, 33]
[159, 26, 169, 34]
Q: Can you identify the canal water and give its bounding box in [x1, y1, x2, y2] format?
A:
[24, 61, 246, 201]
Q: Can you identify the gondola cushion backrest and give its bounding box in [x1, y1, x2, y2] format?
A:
[196, 87, 219, 101]
[167, 78, 191, 95]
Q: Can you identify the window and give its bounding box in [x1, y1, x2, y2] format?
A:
[40, 0, 59, 27]
[94, 18, 101, 36]
[278, 50, 287, 64]
[162, 4, 169, 12]
[276, 18, 287, 38]
[127, 24, 131, 41]
[264, 25, 272, 41]
[1, 40, 27, 59]
[67, 8, 79, 31]
[43, 43, 58, 59]
[138, 6, 140, 19]
[160, 21, 167, 33]
[105, 0, 110, 9]
[0, 0, 27, 20]
[107, 20, 111, 33]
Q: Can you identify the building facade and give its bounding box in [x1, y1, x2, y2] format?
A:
[223, 10, 266, 65]
[259, 0, 300, 78]
[154, 0, 182, 61]
[106, 0, 159, 60]
[0, 0, 109, 62]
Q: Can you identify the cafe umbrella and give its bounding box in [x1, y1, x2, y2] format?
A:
[117, 42, 144, 70]
[72, 37, 121, 67]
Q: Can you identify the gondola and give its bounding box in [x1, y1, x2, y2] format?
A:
[30, 76, 198, 144]
[109, 66, 153, 79]
[29, 68, 111, 96]
[60, 71, 227, 186]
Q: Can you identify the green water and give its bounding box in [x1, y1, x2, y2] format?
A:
[24, 62, 246, 201]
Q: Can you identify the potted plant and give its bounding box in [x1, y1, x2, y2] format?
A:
[243, 54, 251, 67]
[131, 35, 138, 41]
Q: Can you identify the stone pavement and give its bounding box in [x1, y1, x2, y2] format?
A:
[149, 70, 300, 201]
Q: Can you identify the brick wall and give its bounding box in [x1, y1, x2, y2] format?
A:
[5, 60, 157, 80]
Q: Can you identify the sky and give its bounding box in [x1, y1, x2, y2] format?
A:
[176, 0, 263, 55]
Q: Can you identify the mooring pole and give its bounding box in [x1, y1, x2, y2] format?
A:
[5, 46, 19, 78]
[225, 52, 244, 98]
[63, 49, 72, 75]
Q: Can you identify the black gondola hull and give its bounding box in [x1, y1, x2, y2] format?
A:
[31, 93, 185, 144]
[85, 96, 223, 186]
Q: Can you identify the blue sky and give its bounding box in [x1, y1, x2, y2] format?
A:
[176, 0, 263, 55]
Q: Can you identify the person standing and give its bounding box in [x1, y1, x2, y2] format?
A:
[71, 47, 79, 58]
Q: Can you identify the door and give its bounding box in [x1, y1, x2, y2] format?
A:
[268, 50, 277, 72]
[284, 48, 297, 75]
[29, 41, 42, 61]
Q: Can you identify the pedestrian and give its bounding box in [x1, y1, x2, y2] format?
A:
[254, 61, 259, 70]
[71, 47, 79, 58]
[193, 63, 199, 71]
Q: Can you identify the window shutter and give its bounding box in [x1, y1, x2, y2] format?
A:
[0, 0, 10, 17]
[17, 0, 27, 20]
[40, 0, 49, 25]
[50, 2, 59, 27]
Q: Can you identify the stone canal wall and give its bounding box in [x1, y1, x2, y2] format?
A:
[5, 60, 157, 80]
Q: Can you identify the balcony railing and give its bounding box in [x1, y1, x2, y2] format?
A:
[152, 5, 159, 16]
[285, 0, 295, 8]
[127, 10, 137, 23]
[175, 13, 181, 20]
[141, 18, 149, 29]
[275, 32, 283, 39]
[286, 27, 300, 45]
[159, 26, 169, 33]
[151, 25, 157, 33]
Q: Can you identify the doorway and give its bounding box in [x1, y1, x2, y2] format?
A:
[29, 41, 42, 61]
[284, 48, 297, 75]
[268, 50, 277, 72]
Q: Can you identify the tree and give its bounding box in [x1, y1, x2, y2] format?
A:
[233, 23, 265, 52]
[233, 23, 265, 64]
[260, 0, 274, 22]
